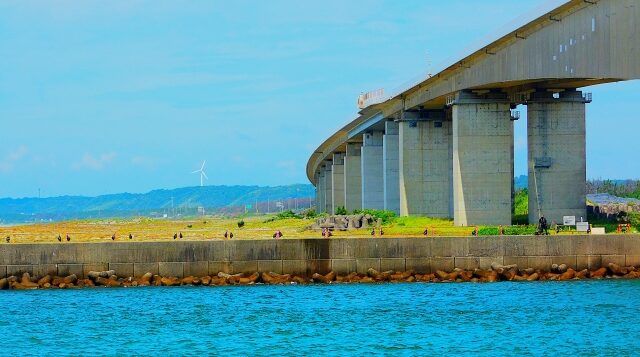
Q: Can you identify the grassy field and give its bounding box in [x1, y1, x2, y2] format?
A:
[0, 215, 470, 243]
[1, 210, 631, 244]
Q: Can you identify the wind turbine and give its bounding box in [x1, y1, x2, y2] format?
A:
[191, 160, 208, 187]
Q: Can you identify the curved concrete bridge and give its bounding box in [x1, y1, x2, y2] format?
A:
[307, 0, 639, 226]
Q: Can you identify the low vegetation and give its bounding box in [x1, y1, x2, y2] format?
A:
[3, 197, 638, 243]
[513, 188, 529, 225]
[587, 179, 640, 199]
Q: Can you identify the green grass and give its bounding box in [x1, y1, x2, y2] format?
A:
[513, 188, 529, 225]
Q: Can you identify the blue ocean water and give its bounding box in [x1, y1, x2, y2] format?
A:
[1, 281, 639, 356]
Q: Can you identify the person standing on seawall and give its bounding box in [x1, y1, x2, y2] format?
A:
[538, 216, 549, 235]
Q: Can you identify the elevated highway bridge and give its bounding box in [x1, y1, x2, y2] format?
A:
[306, 0, 639, 226]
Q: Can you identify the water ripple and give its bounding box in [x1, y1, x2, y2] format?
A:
[0, 281, 639, 355]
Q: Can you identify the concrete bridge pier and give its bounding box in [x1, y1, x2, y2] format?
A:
[399, 110, 453, 217]
[452, 91, 514, 226]
[317, 168, 326, 213]
[361, 131, 384, 210]
[383, 121, 400, 215]
[344, 143, 363, 212]
[527, 90, 588, 225]
[323, 161, 333, 214]
[331, 153, 345, 214]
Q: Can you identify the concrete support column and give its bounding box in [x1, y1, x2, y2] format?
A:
[527, 90, 588, 225]
[344, 143, 363, 212]
[452, 91, 514, 226]
[331, 153, 345, 214]
[323, 161, 333, 214]
[399, 110, 453, 217]
[317, 169, 326, 213]
[361, 131, 384, 210]
[383, 121, 400, 215]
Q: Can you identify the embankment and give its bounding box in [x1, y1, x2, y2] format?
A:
[1, 234, 638, 278]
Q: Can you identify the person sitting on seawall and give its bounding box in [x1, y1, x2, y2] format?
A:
[273, 230, 283, 239]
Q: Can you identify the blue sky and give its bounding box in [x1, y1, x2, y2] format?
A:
[0, 1, 638, 198]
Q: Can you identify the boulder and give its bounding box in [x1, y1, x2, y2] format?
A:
[99, 270, 116, 278]
[292, 276, 308, 284]
[263, 272, 293, 284]
[210, 276, 228, 286]
[160, 277, 180, 286]
[20, 273, 39, 289]
[368, 268, 392, 282]
[415, 273, 435, 282]
[558, 269, 576, 281]
[311, 271, 335, 284]
[95, 277, 121, 287]
[575, 269, 589, 279]
[12, 282, 37, 290]
[63, 274, 78, 285]
[52, 277, 64, 286]
[390, 270, 414, 281]
[140, 272, 153, 283]
[236, 273, 260, 285]
[591, 267, 608, 278]
[435, 270, 449, 280]
[0, 278, 8, 290]
[336, 272, 358, 283]
[608, 263, 627, 275]
[181, 276, 196, 285]
[38, 275, 52, 286]
[473, 269, 498, 282]
[459, 271, 473, 282]
[527, 273, 540, 281]
[512, 275, 527, 281]
[358, 276, 375, 283]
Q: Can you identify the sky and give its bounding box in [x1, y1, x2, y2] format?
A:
[0, 1, 638, 198]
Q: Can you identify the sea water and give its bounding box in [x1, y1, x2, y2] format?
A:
[1, 280, 639, 356]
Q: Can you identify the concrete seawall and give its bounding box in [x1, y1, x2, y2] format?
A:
[1, 235, 639, 278]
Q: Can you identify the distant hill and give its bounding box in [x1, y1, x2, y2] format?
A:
[0, 184, 315, 223]
[514, 175, 528, 190]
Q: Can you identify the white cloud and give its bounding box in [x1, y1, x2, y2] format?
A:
[0, 145, 28, 173]
[72, 152, 116, 171]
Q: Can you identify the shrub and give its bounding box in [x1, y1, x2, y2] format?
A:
[629, 212, 640, 230]
[352, 209, 397, 224]
[478, 225, 537, 236]
[263, 210, 303, 223]
[301, 208, 318, 219]
[335, 206, 347, 215]
[237, 220, 245, 228]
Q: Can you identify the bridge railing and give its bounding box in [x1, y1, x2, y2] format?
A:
[357, 88, 385, 109]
